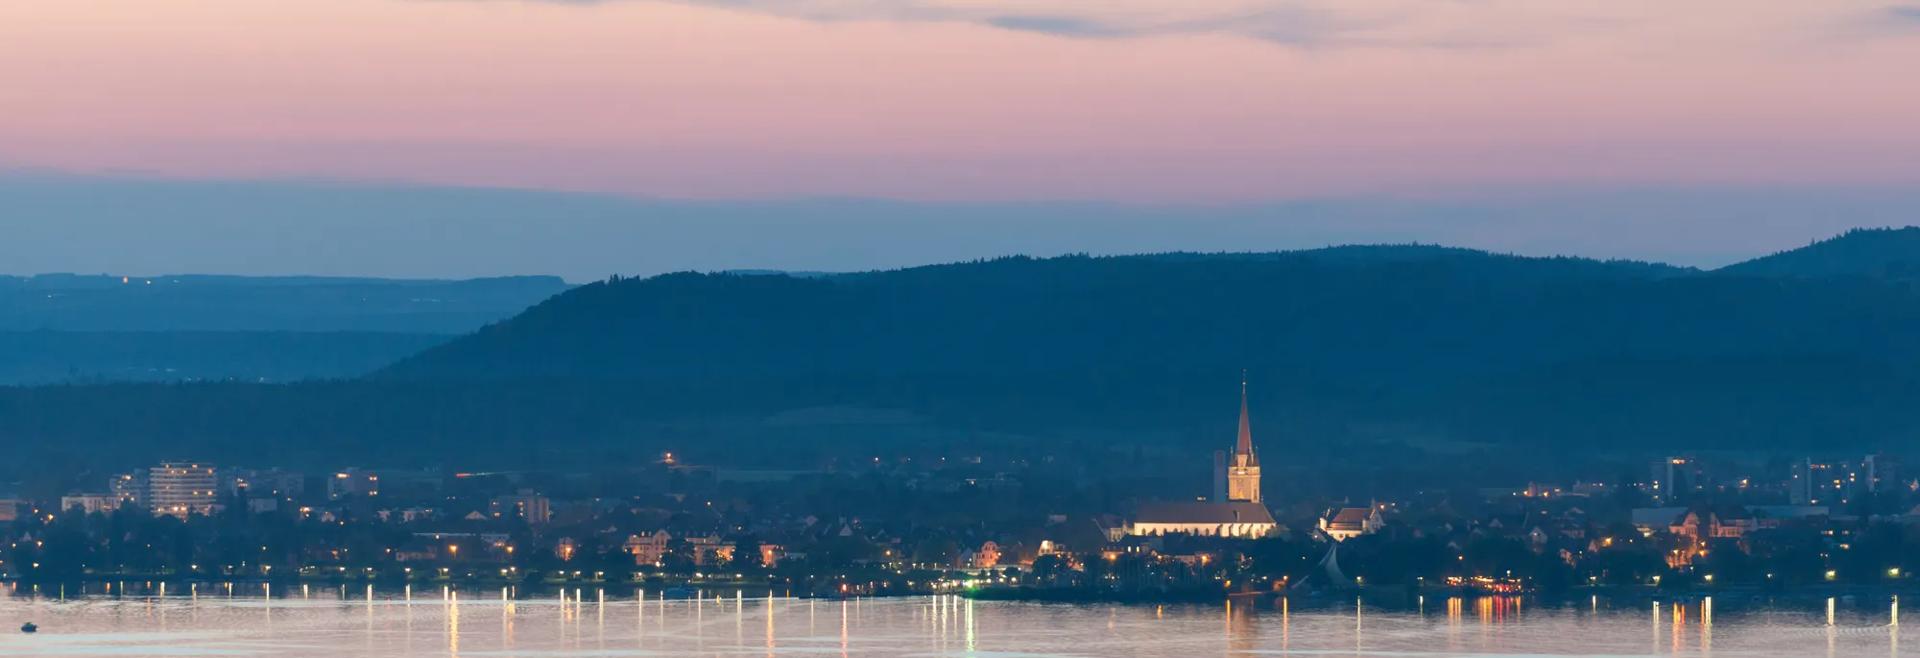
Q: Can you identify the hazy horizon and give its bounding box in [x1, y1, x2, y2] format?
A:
[6, 172, 1920, 281]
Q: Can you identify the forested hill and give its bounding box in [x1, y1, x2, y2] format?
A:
[379, 244, 1914, 384]
[1716, 227, 1920, 279]
[8, 237, 1920, 481]
[360, 239, 1920, 459]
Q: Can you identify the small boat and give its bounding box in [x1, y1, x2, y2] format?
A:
[19, 622, 36, 633]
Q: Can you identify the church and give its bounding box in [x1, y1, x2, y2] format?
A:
[1128, 378, 1279, 539]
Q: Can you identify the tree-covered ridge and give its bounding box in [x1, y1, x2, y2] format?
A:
[381, 245, 1920, 383]
[1716, 226, 1920, 279]
[10, 234, 1920, 484]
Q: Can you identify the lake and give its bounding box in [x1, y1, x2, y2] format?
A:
[0, 584, 1909, 656]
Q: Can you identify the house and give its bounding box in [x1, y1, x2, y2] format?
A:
[1320, 507, 1383, 541]
[625, 531, 671, 566]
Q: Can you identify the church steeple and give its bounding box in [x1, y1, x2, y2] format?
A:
[1227, 372, 1262, 503]
[1235, 372, 1255, 463]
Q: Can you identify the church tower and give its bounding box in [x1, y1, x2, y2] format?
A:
[1227, 375, 1261, 504]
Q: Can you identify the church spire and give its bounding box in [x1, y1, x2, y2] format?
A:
[1226, 370, 1262, 503]
[1236, 371, 1254, 458]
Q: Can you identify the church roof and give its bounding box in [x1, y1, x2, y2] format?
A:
[1136, 501, 1276, 526]
[1326, 507, 1374, 527]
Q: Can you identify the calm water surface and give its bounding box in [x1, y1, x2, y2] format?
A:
[0, 585, 1910, 656]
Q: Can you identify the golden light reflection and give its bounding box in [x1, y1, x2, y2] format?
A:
[1651, 601, 1660, 654]
[1701, 597, 1712, 655]
[1671, 601, 1686, 655]
[503, 588, 514, 650]
[965, 597, 976, 654]
[1281, 597, 1290, 650]
[447, 589, 461, 657]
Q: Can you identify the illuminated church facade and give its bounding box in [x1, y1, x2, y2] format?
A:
[1128, 378, 1277, 539]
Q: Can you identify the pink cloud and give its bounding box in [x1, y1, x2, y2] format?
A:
[1, 0, 1917, 202]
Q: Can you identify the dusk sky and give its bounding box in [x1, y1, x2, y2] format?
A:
[5, 0, 1920, 278]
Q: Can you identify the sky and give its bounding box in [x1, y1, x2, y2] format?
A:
[4, 0, 1920, 277]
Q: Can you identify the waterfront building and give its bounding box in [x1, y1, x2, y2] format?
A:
[1128, 377, 1276, 539]
[625, 531, 671, 565]
[687, 534, 735, 566]
[1319, 507, 1382, 541]
[973, 540, 1002, 568]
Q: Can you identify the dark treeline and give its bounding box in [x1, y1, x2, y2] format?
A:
[1719, 226, 1920, 279]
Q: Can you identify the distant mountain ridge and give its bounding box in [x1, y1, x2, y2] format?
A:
[0, 274, 570, 332]
[0, 331, 447, 384]
[0, 274, 571, 384]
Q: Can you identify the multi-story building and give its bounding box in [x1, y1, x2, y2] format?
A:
[110, 472, 147, 507]
[489, 491, 551, 525]
[1788, 456, 1891, 507]
[61, 493, 133, 515]
[233, 468, 306, 500]
[1648, 456, 1715, 505]
[148, 461, 222, 519]
[1863, 454, 1899, 494]
[327, 468, 380, 500]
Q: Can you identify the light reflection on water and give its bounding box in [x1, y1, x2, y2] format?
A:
[0, 586, 1909, 657]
